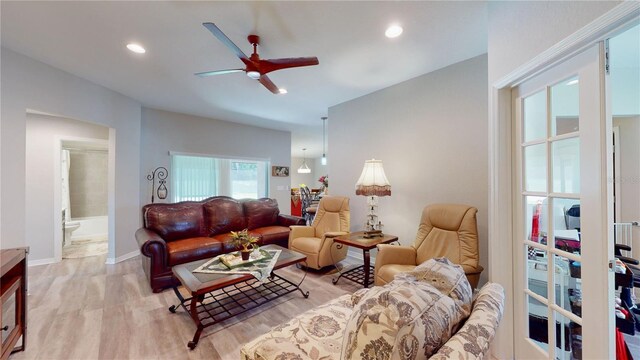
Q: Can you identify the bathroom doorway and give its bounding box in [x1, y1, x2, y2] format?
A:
[61, 139, 109, 259]
[25, 111, 113, 264]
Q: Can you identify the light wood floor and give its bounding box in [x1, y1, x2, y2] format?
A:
[11, 253, 362, 359]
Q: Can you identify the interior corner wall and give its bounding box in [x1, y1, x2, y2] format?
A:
[0, 47, 141, 262]
[140, 108, 291, 214]
[328, 54, 489, 283]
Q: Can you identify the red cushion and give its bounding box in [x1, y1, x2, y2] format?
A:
[166, 237, 223, 266]
[249, 226, 290, 245]
[203, 197, 246, 236]
[243, 198, 279, 230]
[143, 202, 205, 241]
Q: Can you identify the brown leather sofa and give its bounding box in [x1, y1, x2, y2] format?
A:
[135, 196, 305, 292]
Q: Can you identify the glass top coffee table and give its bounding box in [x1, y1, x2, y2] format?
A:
[169, 244, 309, 349]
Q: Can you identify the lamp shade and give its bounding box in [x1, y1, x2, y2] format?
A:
[355, 159, 391, 196]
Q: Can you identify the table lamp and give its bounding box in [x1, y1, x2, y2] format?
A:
[355, 159, 391, 238]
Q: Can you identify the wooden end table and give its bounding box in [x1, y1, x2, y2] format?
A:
[169, 245, 309, 350]
[332, 231, 398, 288]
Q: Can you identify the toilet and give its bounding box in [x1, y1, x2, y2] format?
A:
[64, 220, 81, 245]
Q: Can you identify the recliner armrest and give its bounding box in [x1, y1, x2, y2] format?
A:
[375, 244, 417, 268]
[289, 225, 315, 239]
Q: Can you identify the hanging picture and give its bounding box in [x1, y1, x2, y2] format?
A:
[272, 166, 289, 177]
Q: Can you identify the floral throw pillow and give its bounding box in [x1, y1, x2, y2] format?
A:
[341, 258, 473, 360]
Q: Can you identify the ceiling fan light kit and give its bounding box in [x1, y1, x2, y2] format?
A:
[196, 22, 319, 94]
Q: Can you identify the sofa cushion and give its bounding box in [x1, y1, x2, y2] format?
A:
[241, 294, 354, 360]
[243, 198, 279, 230]
[144, 202, 205, 241]
[211, 233, 244, 253]
[249, 226, 290, 245]
[166, 237, 223, 266]
[341, 258, 473, 360]
[203, 197, 246, 236]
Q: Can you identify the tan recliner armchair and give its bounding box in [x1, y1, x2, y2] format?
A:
[375, 203, 484, 288]
[289, 196, 350, 270]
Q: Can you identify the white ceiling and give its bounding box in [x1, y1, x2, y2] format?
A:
[1, 1, 487, 157]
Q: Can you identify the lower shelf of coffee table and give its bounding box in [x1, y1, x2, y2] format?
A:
[170, 272, 309, 349]
[332, 265, 375, 287]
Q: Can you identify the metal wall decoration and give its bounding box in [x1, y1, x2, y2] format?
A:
[147, 167, 168, 203]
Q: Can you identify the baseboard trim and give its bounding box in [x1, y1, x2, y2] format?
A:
[105, 250, 140, 265]
[28, 258, 57, 267]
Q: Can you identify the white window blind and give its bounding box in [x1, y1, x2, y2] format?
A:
[171, 154, 268, 202]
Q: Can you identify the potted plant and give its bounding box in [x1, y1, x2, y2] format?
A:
[230, 229, 260, 260]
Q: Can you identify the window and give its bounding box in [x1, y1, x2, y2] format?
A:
[171, 154, 268, 202]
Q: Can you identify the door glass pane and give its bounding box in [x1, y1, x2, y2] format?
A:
[524, 144, 547, 192]
[528, 295, 549, 354]
[524, 90, 547, 142]
[551, 76, 579, 136]
[552, 138, 580, 193]
[554, 254, 581, 316]
[525, 196, 547, 242]
[527, 247, 549, 300]
[553, 198, 581, 253]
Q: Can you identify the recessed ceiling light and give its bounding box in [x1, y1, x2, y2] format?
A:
[385, 24, 403, 38]
[566, 79, 579, 86]
[126, 43, 146, 54]
[278, 88, 288, 94]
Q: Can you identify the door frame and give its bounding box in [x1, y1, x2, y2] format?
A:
[488, 2, 640, 358]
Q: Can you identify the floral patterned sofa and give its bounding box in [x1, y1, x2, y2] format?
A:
[241, 259, 504, 360]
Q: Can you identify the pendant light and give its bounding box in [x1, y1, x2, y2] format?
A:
[321, 117, 327, 165]
[298, 148, 311, 173]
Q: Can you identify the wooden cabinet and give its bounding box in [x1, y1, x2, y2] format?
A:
[0, 248, 27, 360]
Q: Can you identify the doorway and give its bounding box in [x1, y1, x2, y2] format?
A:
[61, 139, 109, 259]
[24, 111, 113, 264]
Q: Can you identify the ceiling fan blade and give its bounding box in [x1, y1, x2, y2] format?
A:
[202, 22, 249, 61]
[258, 75, 280, 94]
[195, 69, 244, 77]
[259, 57, 319, 74]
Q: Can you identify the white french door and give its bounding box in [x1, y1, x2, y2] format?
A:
[513, 44, 614, 359]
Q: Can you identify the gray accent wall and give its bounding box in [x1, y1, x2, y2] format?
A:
[328, 54, 489, 283]
[140, 108, 292, 215]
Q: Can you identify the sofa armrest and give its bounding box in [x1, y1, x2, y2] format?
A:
[289, 225, 315, 239]
[375, 244, 416, 268]
[135, 227, 168, 258]
[278, 214, 306, 227]
[429, 283, 505, 360]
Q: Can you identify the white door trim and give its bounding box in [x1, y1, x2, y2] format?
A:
[488, 2, 639, 358]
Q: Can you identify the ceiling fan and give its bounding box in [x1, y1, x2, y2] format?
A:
[196, 22, 319, 94]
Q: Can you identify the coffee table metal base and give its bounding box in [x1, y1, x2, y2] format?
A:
[332, 264, 375, 288]
[169, 272, 309, 349]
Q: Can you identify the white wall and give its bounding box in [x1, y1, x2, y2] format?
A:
[1, 47, 141, 262]
[140, 108, 292, 214]
[25, 114, 108, 261]
[487, 1, 620, 84]
[329, 54, 489, 280]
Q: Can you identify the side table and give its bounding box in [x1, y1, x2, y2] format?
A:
[332, 231, 398, 288]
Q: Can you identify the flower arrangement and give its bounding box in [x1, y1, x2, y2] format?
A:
[318, 175, 328, 187]
[230, 229, 259, 258]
